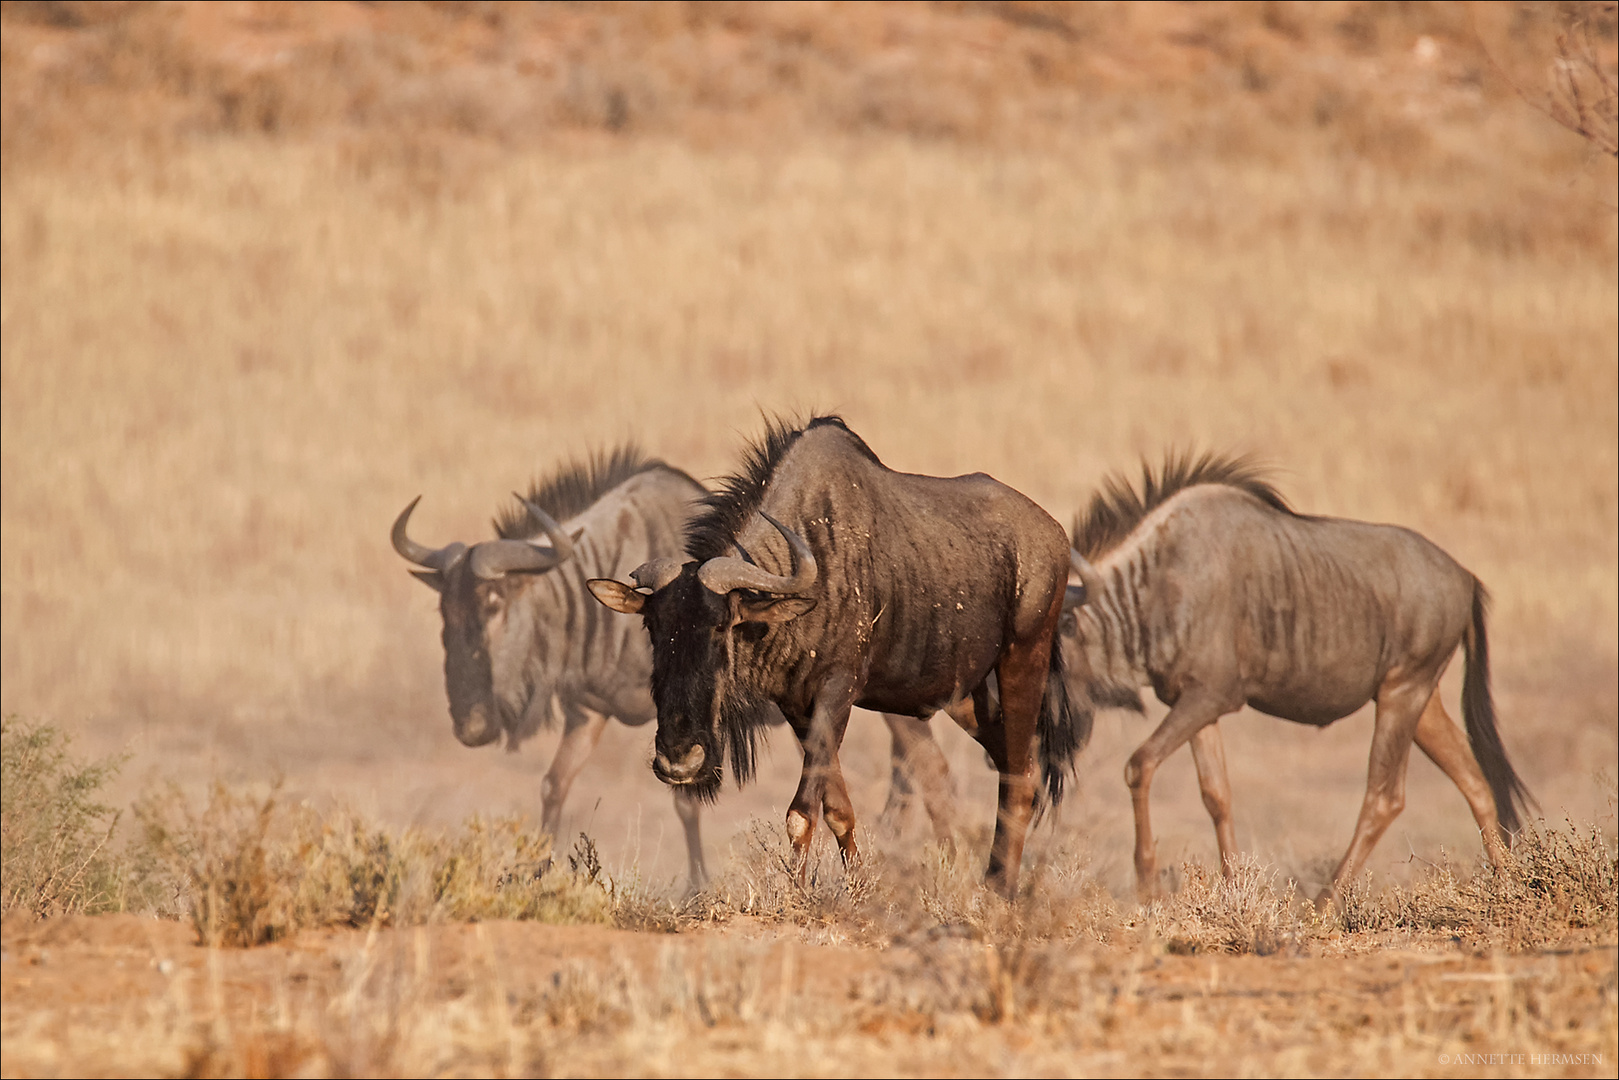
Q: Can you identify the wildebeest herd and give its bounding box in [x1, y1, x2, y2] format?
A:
[393, 415, 1531, 903]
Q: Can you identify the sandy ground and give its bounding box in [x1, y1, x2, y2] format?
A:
[3, 913, 1615, 1078]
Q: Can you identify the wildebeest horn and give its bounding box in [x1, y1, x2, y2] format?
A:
[1069, 549, 1104, 601]
[392, 496, 468, 571]
[469, 495, 579, 580]
[697, 513, 818, 596]
[518, 496, 576, 563]
[630, 558, 686, 593]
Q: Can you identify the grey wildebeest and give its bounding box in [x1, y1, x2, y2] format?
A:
[1058, 453, 1532, 906]
[392, 447, 957, 890]
[586, 416, 1084, 898]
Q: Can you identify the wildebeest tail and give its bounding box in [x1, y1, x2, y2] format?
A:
[1038, 634, 1090, 807]
[1462, 579, 1533, 836]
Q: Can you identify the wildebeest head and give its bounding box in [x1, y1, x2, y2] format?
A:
[1058, 548, 1145, 727]
[392, 495, 579, 750]
[586, 513, 817, 801]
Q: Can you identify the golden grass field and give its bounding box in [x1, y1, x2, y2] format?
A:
[2, 2, 1616, 1076]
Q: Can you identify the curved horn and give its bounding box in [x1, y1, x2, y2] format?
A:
[1070, 549, 1105, 599]
[697, 512, 818, 596]
[471, 539, 568, 579]
[392, 497, 468, 571]
[517, 496, 576, 564]
[470, 496, 580, 580]
[630, 558, 686, 593]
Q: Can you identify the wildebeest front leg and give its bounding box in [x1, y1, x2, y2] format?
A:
[874, 714, 955, 845]
[1188, 723, 1239, 876]
[1320, 674, 1433, 908]
[540, 703, 610, 838]
[1126, 689, 1236, 900]
[671, 788, 709, 894]
[1411, 689, 1508, 870]
[785, 678, 860, 875]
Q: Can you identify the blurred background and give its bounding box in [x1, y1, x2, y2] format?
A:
[2, 1, 1614, 895]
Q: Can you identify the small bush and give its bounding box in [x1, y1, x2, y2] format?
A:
[0, 717, 128, 917]
[1374, 819, 1619, 949]
[1154, 856, 1313, 955]
[136, 781, 617, 946]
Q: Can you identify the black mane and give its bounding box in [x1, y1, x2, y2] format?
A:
[494, 445, 692, 539]
[686, 414, 881, 561]
[1072, 450, 1292, 558]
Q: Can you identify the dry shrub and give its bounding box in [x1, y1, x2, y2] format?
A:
[135, 782, 616, 946]
[0, 717, 130, 917]
[666, 817, 1123, 979]
[676, 817, 881, 933]
[1339, 818, 1619, 949]
[682, 815, 1614, 963]
[1154, 856, 1315, 956]
[1481, 818, 1619, 940]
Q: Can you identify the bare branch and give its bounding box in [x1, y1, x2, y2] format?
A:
[1474, 1, 1618, 157]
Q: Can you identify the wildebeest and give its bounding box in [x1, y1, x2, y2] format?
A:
[392, 446, 956, 889]
[392, 449, 714, 883]
[1059, 453, 1532, 905]
[587, 416, 1083, 897]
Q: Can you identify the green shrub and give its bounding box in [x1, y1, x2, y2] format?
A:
[0, 717, 128, 917]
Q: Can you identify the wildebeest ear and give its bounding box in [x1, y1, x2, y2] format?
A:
[411, 570, 447, 593]
[1063, 583, 1088, 610]
[587, 578, 645, 615]
[736, 595, 817, 625]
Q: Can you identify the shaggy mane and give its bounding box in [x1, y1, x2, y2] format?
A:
[494, 445, 693, 539]
[686, 414, 880, 561]
[1072, 450, 1292, 558]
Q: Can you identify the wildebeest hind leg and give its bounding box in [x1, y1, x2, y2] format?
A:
[672, 788, 709, 894]
[1125, 690, 1235, 901]
[982, 597, 1063, 900]
[1412, 689, 1507, 870]
[1188, 723, 1239, 877]
[1321, 675, 1431, 908]
[875, 714, 954, 846]
[540, 704, 610, 839]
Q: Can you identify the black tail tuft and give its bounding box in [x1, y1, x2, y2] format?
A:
[1038, 634, 1091, 807]
[1462, 580, 1534, 836]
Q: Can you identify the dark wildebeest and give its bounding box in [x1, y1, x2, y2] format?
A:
[392, 447, 956, 889]
[1058, 453, 1533, 906]
[587, 416, 1083, 898]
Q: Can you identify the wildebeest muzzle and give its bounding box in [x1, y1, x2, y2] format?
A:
[653, 742, 707, 785]
[453, 702, 503, 748]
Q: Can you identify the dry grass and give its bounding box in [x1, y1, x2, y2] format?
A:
[1, 813, 1613, 1077]
[656, 812, 1616, 958]
[134, 782, 630, 947]
[1, 723, 1613, 1075]
[3, 117, 1611, 878]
